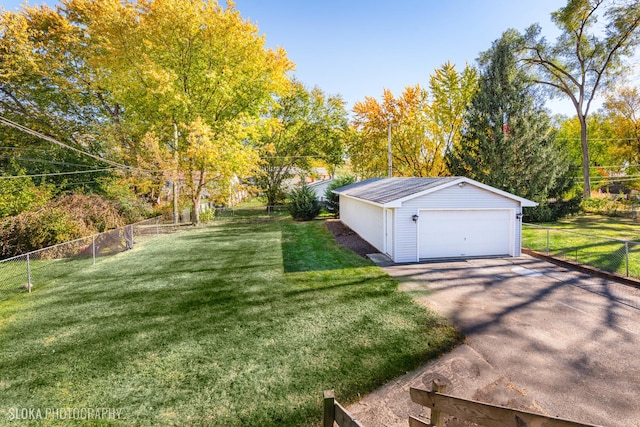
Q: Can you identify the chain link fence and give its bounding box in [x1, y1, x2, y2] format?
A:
[523, 223, 640, 311]
[212, 205, 289, 221]
[0, 216, 182, 301]
[522, 223, 640, 279]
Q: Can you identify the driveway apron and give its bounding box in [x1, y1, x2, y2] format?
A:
[347, 255, 640, 427]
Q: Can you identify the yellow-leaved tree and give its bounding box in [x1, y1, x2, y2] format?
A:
[349, 63, 476, 178]
[63, 0, 293, 223]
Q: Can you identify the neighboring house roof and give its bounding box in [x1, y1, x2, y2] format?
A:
[306, 178, 333, 189]
[333, 177, 538, 208]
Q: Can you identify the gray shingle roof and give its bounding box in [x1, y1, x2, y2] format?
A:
[333, 177, 459, 204]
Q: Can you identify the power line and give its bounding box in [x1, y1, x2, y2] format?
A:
[0, 116, 157, 172]
[0, 168, 117, 180]
[554, 137, 640, 141]
[0, 155, 98, 169]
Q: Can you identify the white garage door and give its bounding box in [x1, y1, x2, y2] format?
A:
[418, 210, 512, 259]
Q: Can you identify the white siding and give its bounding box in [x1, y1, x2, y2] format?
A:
[384, 208, 394, 258]
[308, 179, 332, 201]
[340, 195, 385, 252]
[394, 184, 521, 262]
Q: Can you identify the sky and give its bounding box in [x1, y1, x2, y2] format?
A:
[3, 0, 637, 116]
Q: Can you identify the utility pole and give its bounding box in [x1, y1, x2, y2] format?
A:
[387, 122, 392, 178]
[173, 122, 179, 225]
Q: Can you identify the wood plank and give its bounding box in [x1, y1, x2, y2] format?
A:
[430, 379, 446, 426]
[334, 402, 364, 427]
[408, 415, 431, 427]
[410, 387, 602, 427]
[323, 390, 335, 427]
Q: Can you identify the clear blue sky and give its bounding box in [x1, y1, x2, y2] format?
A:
[5, 0, 636, 116]
[233, 0, 569, 111]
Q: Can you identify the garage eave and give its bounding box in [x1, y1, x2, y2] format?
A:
[339, 193, 385, 208]
[392, 177, 538, 207]
[382, 201, 402, 208]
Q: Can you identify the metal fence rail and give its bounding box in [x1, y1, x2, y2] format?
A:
[523, 223, 640, 310]
[212, 205, 289, 221]
[523, 223, 635, 277]
[0, 216, 180, 301]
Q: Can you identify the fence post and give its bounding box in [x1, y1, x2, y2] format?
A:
[626, 241, 630, 277]
[92, 235, 96, 265]
[323, 390, 335, 427]
[26, 253, 31, 293]
[546, 228, 550, 255]
[156, 217, 160, 235]
[429, 380, 446, 427]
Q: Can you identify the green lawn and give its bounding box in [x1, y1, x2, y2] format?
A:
[523, 214, 640, 278]
[0, 218, 458, 426]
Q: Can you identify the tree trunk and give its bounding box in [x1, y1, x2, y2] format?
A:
[173, 123, 179, 224]
[192, 193, 201, 225]
[579, 114, 591, 199]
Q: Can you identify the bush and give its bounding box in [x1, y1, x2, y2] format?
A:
[288, 185, 321, 221]
[580, 195, 634, 217]
[0, 193, 126, 258]
[324, 175, 356, 217]
[0, 175, 53, 219]
[0, 209, 82, 257]
[97, 177, 154, 223]
[524, 197, 581, 222]
[200, 208, 216, 223]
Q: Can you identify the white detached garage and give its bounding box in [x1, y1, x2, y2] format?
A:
[334, 177, 537, 263]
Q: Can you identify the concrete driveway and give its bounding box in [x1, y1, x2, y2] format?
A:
[347, 255, 640, 427]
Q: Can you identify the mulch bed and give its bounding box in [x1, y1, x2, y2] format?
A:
[324, 219, 380, 258]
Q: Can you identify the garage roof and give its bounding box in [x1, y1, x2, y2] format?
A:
[333, 177, 538, 207]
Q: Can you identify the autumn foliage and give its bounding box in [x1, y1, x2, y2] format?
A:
[349, 63, 477, 178]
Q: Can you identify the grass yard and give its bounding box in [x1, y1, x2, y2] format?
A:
[0, 218, 458, 426]
[523, 214, 640, 278]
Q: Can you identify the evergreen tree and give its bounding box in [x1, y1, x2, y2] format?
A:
[324, 175, 356, 217]
[446, 32, 573, 220]
[288, 185, 321, 221]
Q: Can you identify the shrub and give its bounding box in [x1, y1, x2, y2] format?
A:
[51, 194, 125, 232]
[200, 208, 216, 223]
[0, 209, 82, 257]
[324, 175, 356, 217]
[288, 185, 321, 221]
[97, 177, 154, 222]
[0, 193, 126, 258]
[0, 175, 53, 219]
[524, 197, 581, 222]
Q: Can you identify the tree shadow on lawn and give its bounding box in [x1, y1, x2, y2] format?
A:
[551, 240, 628, 275]
[0, 219, 459, 426]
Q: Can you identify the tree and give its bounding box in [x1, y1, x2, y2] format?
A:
[427, 62, 478, 168]
[520, 0, 640, 198]
[555, 113, 617, 187]
[324, 175, 356, 217]
[349, 63, 476, 178]
[447, 33, 573, 219]
[604, 85, 640, 169]
[0, 4, 124, 192]
[65, 0, 293, 224]
[255, 80, 348, 207]
[288, 185, 321, 221]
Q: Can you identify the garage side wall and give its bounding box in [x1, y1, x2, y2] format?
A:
[394, 184, 522, 262]
[339, 195, 385, 253]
